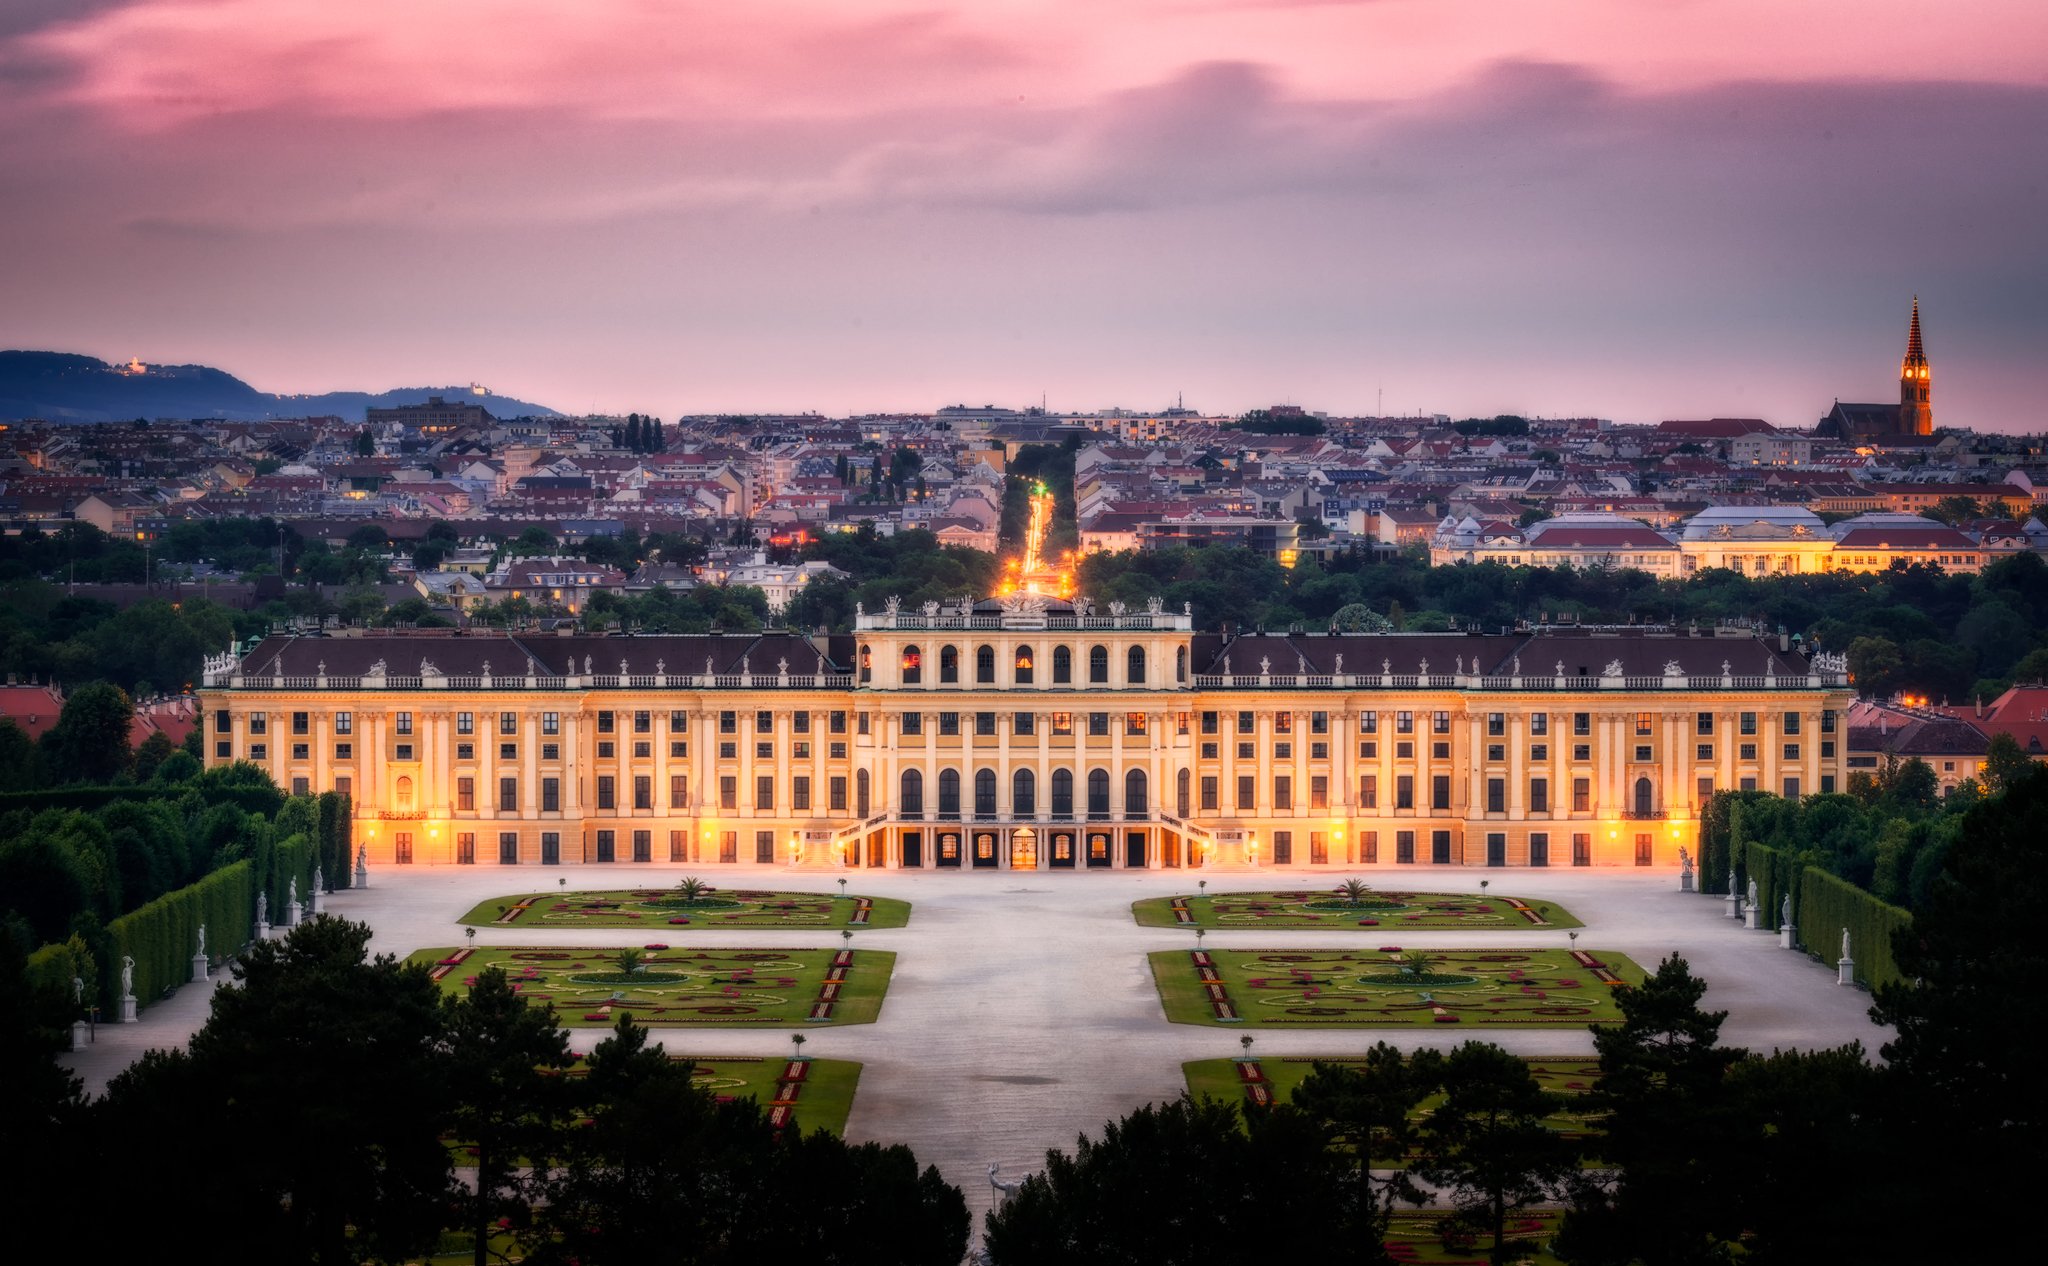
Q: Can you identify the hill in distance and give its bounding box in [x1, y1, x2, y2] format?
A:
[0, 350, 560, 423]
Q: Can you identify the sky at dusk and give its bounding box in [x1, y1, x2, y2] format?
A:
[2, 0, 2044, 427]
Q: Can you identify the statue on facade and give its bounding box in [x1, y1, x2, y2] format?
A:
[884, 595, 901, 616]
[777, 657, 789, 674]
[1664, 660, 1684, 677]
[418, 657, 438, 677]
[1419, 658, 1429, 676]
[583, 655, 594, 675]
[1259, 656, 1271, 675]
[1602, 658, 1625, 678]
[1383, 657, 1392, 675]
[1333, 653, 1343, 675]
[1722, 659, 1733, 677]
[1512, 654, 1521, 676]
[367, 658, 388, 677]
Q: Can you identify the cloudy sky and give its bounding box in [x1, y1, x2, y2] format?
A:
[2, 0, 2043, 427]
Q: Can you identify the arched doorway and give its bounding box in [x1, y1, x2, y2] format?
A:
[1010, 827, 1038, 870]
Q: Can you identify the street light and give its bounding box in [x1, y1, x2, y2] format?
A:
[838, 877, 848, 899]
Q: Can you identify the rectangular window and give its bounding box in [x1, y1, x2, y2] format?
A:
[333, 711, 352, 735]
[1531, 778, 1548, 813]
[333, 775, 350, 798]
[335, 743, 352, 760]
[1635, 745, 1652, 762]
[598, 741, 615, 759]
[1697, 744, 1714, 761]
[830, 776, 847, 812]
[634, 775, 651, 811]
[1359, 774, 1377, 809]
[249, 712, 268, 736]
[1272, 830, 1293, 866]
[1488, 712, 1505, 736]
[1487, 778, 1505, 813]
[793, 776, 811, 812]
[542, 743, 558, 761]
[1431, 775, 1451, 811]
[543, 712, 560, 735]
[1202, 711, 1219, 735]
[1433, 711, 1450, 734]
[831, 742, 846, 758]
[1821, 775, 1836, 794]
[901, 713, 922, 736]
[1783, 712, 1802, 736]
[1487, 744, 1505, 762]
[215, 709, 231, 733]
[1740, 711, 1757, 735]
[720, 776, 737, 810]
[670, 710, 689, 732]
[498, 711, 518, 735]
[1089, 713, 1110, 737]
[1238, 742, 1255, 760]
[1572, 833, 1591, 866]
[500, 832, 519, 864]
[1697, 775, 1714, 804]
[291, 743, 309, 761]
[755, 742, 773, 760]
[291, 711, 309, 735]
[1433, 742, 1450, 761]
[671, 740, 688, 758]
[1697, 712, 1714, 736]
[597, 775, 615, 810]
[1636, 711, 1654, 736]
[1310, 831, 1329, 865]
[1311, 711, 1329, 735]
[1310, 775, 1328, 811]
[1821, 710, 1837, 734]
[499, 777, 518, 812]
[395, 712, 413, 736]
[542, 778, 559, 812]
[1635, 834, 1653, 867]
[1530, 743, 1546, 761]
[1397, 711, 1414, 734]
[795, 712, 814, 735]
[671, 774, 689, 809]
[756, 710, 773, 733]
[1275, 742, 1292, 761]
[1530, 714, 1548, 736]
[1311, 741, 1328, 760]
[1784, 744, 1800, 761]
[1014, 712, 1035, 736]
[1236, 775, 1256, 811]
[1274, 712, 1293, 735]
[1573, 744, 1590, 762]
[1274, 776, 1292, 811]
[500, 743, 518, 761]
[940, 712, 959, 736]
[1396, 830, 1416, 864]
[1396, 776, 1414, 810]
[976, 712, 997, 736]
[1530, 832, 1550, 867]
[597, 710, 615, 734]
[1126, 712, 1148, 735]
[756, 775, 775, 811]
[830, 710, 847, 734]
[1740, 743, 1757, 761]
[389, 744, 407, 761]
[756, 831, 776, 864]
[1573, 712, 1590, 736]
[858, 713, 871, 736]
[1362, 830, 1379, 864]
[720, 711, 737, 733]
[1783, 776, 1801, 799]
[458, 777, 475, 812]
[720, 831, 738, 863]
[1050, 713, 1071, 735]
[635, 741, 652, 759]
[1360, 710, 1378, 734]
[1200, 776, 1218, 811]
[1573, 778, 1590, 813]
[291, 776, 309, 797]
[1359, 740, 1377, 759]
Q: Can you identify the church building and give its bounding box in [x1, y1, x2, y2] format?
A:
[1824, 297, 1934, 440]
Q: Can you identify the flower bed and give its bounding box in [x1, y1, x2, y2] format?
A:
[1151, 947, 1644, 1029]
[459, 889, 913, 931]
[1134, 890, 1580, 931]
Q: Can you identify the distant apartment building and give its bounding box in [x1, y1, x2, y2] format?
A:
[367, 395, 495, 436]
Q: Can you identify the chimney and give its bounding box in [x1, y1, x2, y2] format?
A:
[1976, 695, 1984, 718]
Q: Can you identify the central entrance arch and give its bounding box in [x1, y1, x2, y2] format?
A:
[1010, 827, 1038, 870]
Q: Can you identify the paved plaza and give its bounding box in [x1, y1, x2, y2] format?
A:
[61, 864, 1889, 1219]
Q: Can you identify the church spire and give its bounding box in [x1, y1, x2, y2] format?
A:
[1899, 295, 1931, 436]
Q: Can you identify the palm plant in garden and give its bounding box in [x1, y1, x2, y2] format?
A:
[613, 946, 645, 977]
[1400, 950, 1434, 979]
[1336, 878, 1374, 905]
[673, 876, 709, 902]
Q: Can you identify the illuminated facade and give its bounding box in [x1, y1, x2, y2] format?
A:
[201, 597, 1850, 872]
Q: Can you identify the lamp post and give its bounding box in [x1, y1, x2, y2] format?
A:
[1195, 928, 1206, 955]
[465, 927, 475, 946]
[838, 877, 848, 900]
[1198, 879, 1208, 898]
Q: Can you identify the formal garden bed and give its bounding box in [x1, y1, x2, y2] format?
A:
[1150, 946, 1643, 1027]
[409, 945, 894, 1026]
[459, 881, 911, 931]
[1383, 1208, 1564, 1264]
[1184, 1054, 1600, 1155]
[1134, 884, 1579, 930]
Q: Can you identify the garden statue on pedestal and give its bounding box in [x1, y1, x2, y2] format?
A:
[120, 955, 138, 1022]
[1679, 847, 1694, 892]
[286, 877, 299, 926]
[1779, 892, 1797, 950]
[192, 923, 210, 983]
[70, 976, 89, 1051]
[312, 867, 324, 914]
[356, 844, 368, 888]
[1837, 927, 1856, 986]
[1744, 877, 1761, 929]
[256, 891, 269, 938]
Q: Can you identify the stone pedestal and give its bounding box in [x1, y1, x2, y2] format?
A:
[302, 900, 315, 926]
[120, 995, 138, 1023]
[355, 859, 368, 888]
[1724, 886, 1741, 919]
[1779, 924, 1797, 951]
[311, 890, 323, 916]
[71, 1020, 89, 1052]
[284, 903, 300, 928]
[191, 953, 209, 984]
[1837, 956, 1856, 986]
[1743, 902, 1760, 930]
[256, 919, 271, 941]
[1680, 871, 1694, 893]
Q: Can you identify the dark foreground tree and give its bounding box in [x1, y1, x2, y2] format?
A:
[1555, 955, 1748, 1265]
[1416, 1043, 1574, 1264]
[1291, 1044, 1444, 1264]
[983, 1093, 1344, 1265]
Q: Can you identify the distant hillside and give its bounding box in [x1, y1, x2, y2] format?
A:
[0, 350, 560, 423]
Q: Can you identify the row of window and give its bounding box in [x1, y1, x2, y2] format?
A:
[872, 643, 1185, 686]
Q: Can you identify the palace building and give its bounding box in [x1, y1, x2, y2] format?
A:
[199, 595, 1851, 873]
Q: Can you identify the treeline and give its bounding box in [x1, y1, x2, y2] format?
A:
[4, 919, 967, 1266]
[786, 526, 1001, 632]
[0, 589, 243, 698]
[987, 767, 2047, 1264]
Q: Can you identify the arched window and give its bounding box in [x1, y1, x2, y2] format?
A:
[856, 769, 871, 817]
[1014, 645, 1035, 685]
[1089, 645, 1109, 683]
[1051, 769, 1074, 817]
[1053, 646, 1073, 684]
[1013, 768, 1036, 817]
[938, 769, 961, 817]
[974, 768, 997, 816]
[1127, 646, 1146, 684]
[1125, 769, 1147, 816]
[1634, 777, 1654, 816]
[900, 769, 923, 816]
[940, 645, 959, 684]
[1177, 768, 1191, 817]
[1087, 768, 1110, 816]
[976, 645, 996, 684]
[900, 644, 922, 685]
[395, 775, 414, 812]
[1175, 646, 1187, 683]
[859, 644, 872, 684]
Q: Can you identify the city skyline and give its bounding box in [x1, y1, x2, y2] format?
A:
[2, 1, 2045, 427]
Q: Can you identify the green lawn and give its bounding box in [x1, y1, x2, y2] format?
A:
[1185, 1054, 1601, 1156]
[1150, 946, 1645, 1028]
[1383, 1208, 1565, 1265]
[1134, 888, 1580, 930]
[409, 945, 895, 1027]
[459, 887, 911, 931]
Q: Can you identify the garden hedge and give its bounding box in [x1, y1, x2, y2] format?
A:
[1796, 866, 1911, 991]
[1742, 839, 1803, 931]
[107, 860, 255, 1013]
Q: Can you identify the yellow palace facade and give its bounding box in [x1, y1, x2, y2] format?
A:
[200, 595, 1850, 873]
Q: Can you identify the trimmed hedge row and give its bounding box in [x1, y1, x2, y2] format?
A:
[1741, 839, 1803, 930]
[107, 860, 255, 1012]
[1797, 866, 1912, 991]
[265, 832, 316, 921]
[0, 782, 285, 816]
[317, 791, 353, 890]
